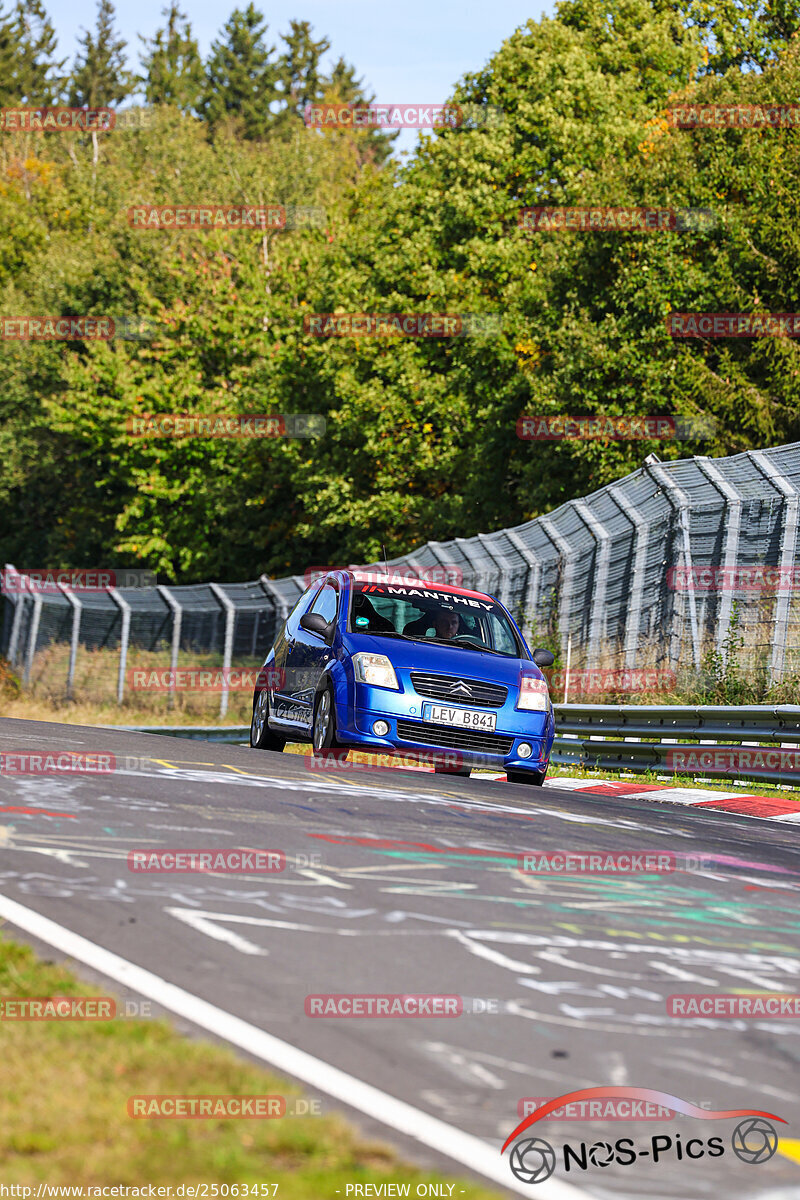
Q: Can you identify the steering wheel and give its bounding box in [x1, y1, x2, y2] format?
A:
[450, 634, 489, 648]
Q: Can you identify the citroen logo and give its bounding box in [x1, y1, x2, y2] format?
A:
[449, 680, 473, 697]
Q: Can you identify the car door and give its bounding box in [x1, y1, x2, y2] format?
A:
[270, 582, 321, 730]
[288, 579, 340, 732]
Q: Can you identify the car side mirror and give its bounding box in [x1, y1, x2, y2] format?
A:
[300, 612, 335, 643]
[532, 647, 555, 668]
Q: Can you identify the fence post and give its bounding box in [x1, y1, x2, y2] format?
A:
[23, 592, 43, 686]
[57, 583, 82, 700]
[609, 486, 649, 668]
[108, 588, 131, 704]
[645, 462, 701, 671]
[403, 541, 452, 589]
[3, 564, 25, 667]
[539, 517, 575, 660]
[157, 585, 182, 710]
[476, 533, 517, 607]
[209, 583, 235, 719]
[259, 575, 289, 624]
[573, 501, 611, 670]
[696, 457, 743, 667]
[504, 529, 542, 643]
[749, 449, 800, 683]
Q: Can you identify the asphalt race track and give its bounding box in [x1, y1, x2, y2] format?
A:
[1, 717, 799, 1199]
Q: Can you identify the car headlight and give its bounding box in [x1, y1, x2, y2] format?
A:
[352, 652, 400, 691]
[517, 675, 549, 711]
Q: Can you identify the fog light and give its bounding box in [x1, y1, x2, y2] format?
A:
[373, 720, 390, 736]
[517, 742, 533, 759]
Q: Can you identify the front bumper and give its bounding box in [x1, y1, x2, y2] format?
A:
[337, 680, 551, 773]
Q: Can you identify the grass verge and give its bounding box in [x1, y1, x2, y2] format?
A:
[0, 932, 504, 1196]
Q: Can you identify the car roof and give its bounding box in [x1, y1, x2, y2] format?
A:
[340, 569, 495, 603]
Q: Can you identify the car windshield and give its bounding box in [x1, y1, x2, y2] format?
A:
[347, 580, 523, 657]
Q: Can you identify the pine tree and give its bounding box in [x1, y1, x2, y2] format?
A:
[68, 0, 135, 109]
[139, 3, 203, 112]
[321, 56, 398, 166]
[0, 3, 20, 104]
[200, 4, 278, 139]
[0, 0, 64, 106]
[277, 20, 329, 118]
[18, 0, 64, 103]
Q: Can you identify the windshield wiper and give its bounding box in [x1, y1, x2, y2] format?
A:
[429, 638, 504, 655]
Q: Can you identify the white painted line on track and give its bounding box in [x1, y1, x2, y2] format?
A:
[0, 892, 589, 1200]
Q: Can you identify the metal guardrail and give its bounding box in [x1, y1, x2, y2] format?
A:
[111, 725, 250, 743]
[111, 705, 800, 788]
[551, 703, 800, 786]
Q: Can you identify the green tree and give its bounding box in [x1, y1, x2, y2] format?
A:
[0, 0, 64, 106]
[658, 0, 800, 73]
[276, 19, 329, 119]
[200, 4, 278, 139]
[315, 56, 398, 167]
[139, 3, 203, 111]
[68, 0, 135, 108]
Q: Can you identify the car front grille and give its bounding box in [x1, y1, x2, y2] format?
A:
[409, 672, 508, 708]
[397, 719, 514, 756]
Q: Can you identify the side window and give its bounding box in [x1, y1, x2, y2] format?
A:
[310, 582, 338, 625]
[491, 617, 520, 655]
[286, 583, 321, 638]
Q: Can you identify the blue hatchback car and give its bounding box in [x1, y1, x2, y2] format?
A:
[250, 570, 556, 784]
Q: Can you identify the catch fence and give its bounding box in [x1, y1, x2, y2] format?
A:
[3, 442, 800, 712]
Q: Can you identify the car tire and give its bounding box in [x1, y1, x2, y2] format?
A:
[250, 688, 286, 751]
[506, 768, 546, 786]
[312, 681, 347, 758]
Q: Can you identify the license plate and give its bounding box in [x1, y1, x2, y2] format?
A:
[422, 703, 497, 731]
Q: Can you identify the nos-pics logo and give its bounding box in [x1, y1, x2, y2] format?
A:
[501, 1088, 784, 1184]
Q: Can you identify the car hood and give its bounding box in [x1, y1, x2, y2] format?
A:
[341, 632, 542, 687]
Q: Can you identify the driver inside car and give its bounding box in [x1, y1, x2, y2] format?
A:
[403, 607, 461, 640]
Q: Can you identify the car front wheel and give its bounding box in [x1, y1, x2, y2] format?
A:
[312, 681, 347, 758]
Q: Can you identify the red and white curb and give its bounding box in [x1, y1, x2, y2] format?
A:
[537, 776, 800, 823]
[297, 751, 799, 824]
